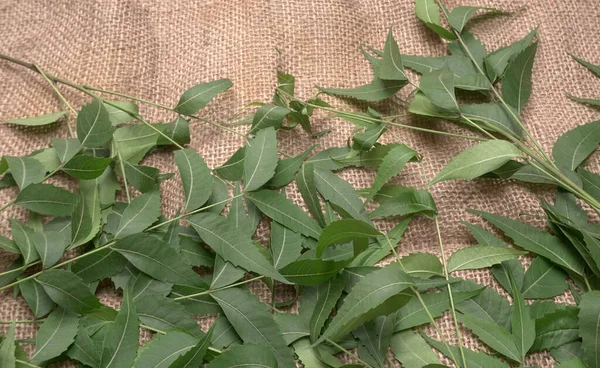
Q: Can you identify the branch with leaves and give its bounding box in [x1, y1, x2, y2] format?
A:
[0, 1, 599, 368]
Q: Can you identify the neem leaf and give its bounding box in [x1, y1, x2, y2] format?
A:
[136, 294, 203, 337]
[314, 168, 370, 223]
[4, 156, 45, 190]
[502, 42, 538, 113]
[211, 288, 295, 368]
[316, 263, 413, 343]
[36, 269, 102, 314]
[123, 161, 159, 193]
[210, 255, 245, 289]
[280, 258, 350, 285]
[66, 325, 99, 367]
[316, 219, 381, 258]
[352, 123, 387, 152]
[415, 0, 456, 40]
[274, 312, 309, 345]
[456, 287, 512, 330]
[400, 252, 444, 278]
[72, 248, 128, 283]
[19, 279, 55, 318]
[103, 100, 139, 126]
[52, 138, 82, 163]
[134, 331, 198, 368]
[250, 104, 290, 133]
[472, 209, 586, 275]
[243, 127, 278, 191]
[30, 307, 79, 364]
[354, 314, 396, 368]
[391, 330, 441, 368]
[187, 211, 289, 283]
[317, 78, 406, 102]
[71, 184, 102, 247]
[431, 141, 522, 184]
[205, 343, 278, 368]
[447, 245, 525, 273]
[553, 120, 600, 171]
[77, 99, 114, 147]
[309, 275, 345, 342]
[115, 189, 161, 238]
[174, 148, 213, 211]
[113, 233, 206, 287]
[63, 155, 112, 180]
[571, 54, 600, 77]
[268, 144, 315, 188]
[10, 219, 39, 265]
[423, 334, 510, 368]
[33, 231, 68, 269]
[6, 111, 66, 126]
[100, 287, 138, 368]
[531, 307, 580, 352]
[175, 79, 233, 115]
[379, 28, 407, 81]
[579, 290, 600, 368]
[113, 124, 158, 164]
[369, 185, 437, 219]
[0, 322, 16, 368]
[271, 222, 303, 270]
[297, 164, 326, 227]
[169, 327, 213, 368]
[460, 103, 523, 138]
[448, 6, 503, 33]
[157, 116, 190, 146]
[567, 94, 600, 107]
[419, 68, 459, 111]
[509, 272, 534, 361]
[484, 28, 537, 81]
[458, 313, 521, 362]
[15, 183, 76, 216]
[246, 189, 322, 239]
[214, 146, 245, 181]
[367, 144, 418, 202]
[521, 256, 568, 299]
[0, 235, 18, 254]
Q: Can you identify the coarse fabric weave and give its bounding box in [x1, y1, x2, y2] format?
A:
[0, 0, 598, 366]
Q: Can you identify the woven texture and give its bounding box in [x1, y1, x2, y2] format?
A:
[1, 0, 599, 366]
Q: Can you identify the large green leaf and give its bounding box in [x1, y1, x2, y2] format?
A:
[36, 269, 102, 314]
[113, 233, 206, 287]
[431, 141, 522, 184]
[243, 127, 278, 191]
[112, 124, 158, 163]
[270, 222, 303, 270]
[6, 111, 66, 126]
[379, 29, 407, 81]
[297, 164, 326, 227]
[509, 272, 535, 361]
[31, 307, 79, 364]
[423, 334, 510, 368]
[10, 219, 39, 265]
[502, 42, 538, 113]
[134, 331, 198, 368]
[521, 256, 568, 299]
[136, 294, 203, 337]
[268, 145, 315, 188]
[391, 330, 441, 368]
[33, 231, 68, 268]
[456, 287, 511, 330]
[317, 78, 406, 102]
[72, 248, 128, 283]
[15, 183, 76, 216]
[19, 279, 55, 318]
[369, 185, 437, 219]
[553, 120, 600, 171]
[309, 275, 345, 342]
[63, 155, 113, 180]
[250, 104, 290, 133]
[212, 288, 295, 368]
[448, 6, 502, 32]
[280, 258, 350, 285]
[458, 313, 521, 362]
[0, 322, 16, 368]
[460, 103, 523, 138]
[367, 145, 418, 202]
[447, 245, 526, 273]
[415, 0, 456, 40]
[71, 185, 102, 247]
[175, 79, 233, 115]
[122, 161, 158, 193]
[115, 189, 161, 238]
[246, 189, 322, 239]
[169, 327, 213, 368]
[210, 255, 245, 289]
[315, 219, 381, 258]
[314, 168, 370, 223]
[187, 211, 288, 283]
[174, 148, 213, 211]
[316, 263, 413, 343]
[100, 288, 139, 368]
[205, 343, 278, 368]
[531, 307, 580, 352]
[571, 54, 600, 77]
[77, 99, 114, 147]
[472, 209, 586, 275]
[4, 156, 45, 190]
[213, 147, 245, 181]
[579, 290, 600, 368]
[157, 116, 190, 146]
[484, 28, 537, 81]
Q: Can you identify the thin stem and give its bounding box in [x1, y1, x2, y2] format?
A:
[34, 65, 76, 138]
[116, 151, 131, 203]
[173, 276, 264, 301]
[325, 338, 375, 368]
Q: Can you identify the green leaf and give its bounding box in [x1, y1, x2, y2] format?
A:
[314, 168, 370, 223]
[10, 219, 39, 265]
[214, 147, 245, 181]
[66, 325, 100, 367]
[367, 145, 418, 202]
[432, 141, 522, 184]
[15, 183, 76, 216]
[175, 79, 233, 115]
[169, 327, 212, 368]
[36, 269, 102, 314]
[352, 123, 387, 152]
[553, 120, 600, 171]
[423, 334, 510, 368]
[113, 233, 207, 287]
[354, 314, 396, 368]
[77, 99, 114, 147]
[187, 211, 289, 283]
[571, 54, 600, 77]
[175, 148, 213, 211]
[212, 288, 295, 368]
[243, 127, 278, 191]
[484, 28, 537, 81]
[316, 263, 413, 343]
[457, 313, 521, 362]
[567, 93, 600, 107]
[390, 330, 441, 368]
[0, 322, 16, 368]
[379, 29, 407, 81]
[123, 161, 159, 193]
[31, 307, 79, 364]
[271, 222, 303, 270]
[415, 0, 456, 40]
[62, 155, 112, 180]
[33, 231, 68, 268]
[113, 124, 158, 163]
[317, 78, 406, 102]
[100, 287, 139, 368]
[274, 312, 309, 345]
[72, 248, 129, 283]
[134, 331, 198, 368]
[521, 256, 568, 298]
[210, 255, 245, 289]
[579, 290, 600, 368]
[6, 111, 66, 126]
[246, 189, 322, 239]
[131, 272, 172, 300]
[0, 235, 18, 254]
[448, 6, 503, 33]
[509, 272, 534, 361]
[250, 104, 290, 133]
[551, 341, 584, 364]
[297, 164, 326, 227]
[103, 100, 139, 126]
[157, 116, 190, 145]
[447, 245, 526, 272]
[115, 189, 161, 238]
[316, 219, 381, 258]
[400, 252, 444, 278]
[280, 258, 350, 285]
[136, 295, 202, 337]
[19, 279, 55, 318]
[460, 103, 523, 138]
[309, 275, 345, 342]
[52, 138, 82, 163]
[71, 185, 102, 247]
[456, 287, 511, 330]
[472, 209, 586, 275]
[502, 42, 538, 113]
[419, 68, 458, 111]
[268, 145, 315, 187]
[531, 307, 580, 352]
[4, 156, 45, 190]
[205, 343, 278, 368]
[369, 185, 437, 219]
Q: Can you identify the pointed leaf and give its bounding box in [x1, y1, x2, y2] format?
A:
[31, 307, 79, 364]
[33, 231, 68, 268]
[63, 155, 112, 180]
[316, 219, 381, 258]
[250, 104, 290, 133]
[115, 189, 161, 238]
[77, 99, 114, 147]
[553, 120, 600, 171]
[206, 343, 278, 368]
[509, 272, 534, 361]
[419, 67, 458, 111]
[15, 183, 76, 216]
[309, 275, 345, 342]
[579, 290, 600, 368]
[531, 307, 580, 351]
[19, 279, 55, 318]
[280, 258, 350, 285]
[502, 42, 538, 112]
[6, 111, 66, 126]
[458, 313, 521, 362]
[448, 6, 503, 32]
[10, 219, 39, 265]
[100, 288, 138, 368]
[415, 0, 456, 40]
[72, 248, 129, 283]
[175, 148, 213, 211]
[123, 161, 159, 193]
[521, 256, 568, 298]
[268, 145, 315, 188]
[0, 322, 16, 368]
[213, 147, 245, 181]
[391, 330, 440, 368]
[484, 28, 537, 81]
[36, 269, 102, 314]
[134, 331, 198, 368]
[456, 287, 511, 330]
[71, 185, 102, 247]
[157, 116, 190, 145]
[52, 138, 82, 163]
[317, 78, 406, 102]
[175, 79, 232, 115]
[460, 103, 523, 138]
[369, 185, 437, 219]
[66, 325, 100, 367]
[447, 245, 526, 273]
[314, 168, 370, 223]
[4, 156, 45, 190]
[169, 327, 213, 368]
[271, 222, 303, 270]
[367, 145, 418, 202]
[571, 54, 600, 77]
[297, 164, 326, 227]
[243, 127, 278, 191]
[380, 29, 407, 81]
[210, 255, 245, 289]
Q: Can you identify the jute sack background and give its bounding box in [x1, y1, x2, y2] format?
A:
[0, 0, 598, 366]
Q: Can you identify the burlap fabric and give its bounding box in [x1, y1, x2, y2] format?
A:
[1, 0, 598, 366]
